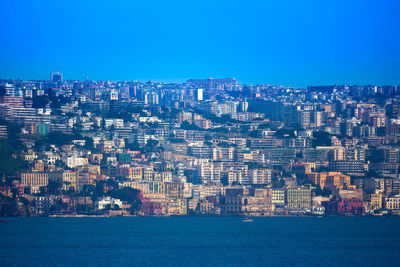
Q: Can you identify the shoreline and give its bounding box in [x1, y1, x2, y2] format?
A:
[0, 213, 396, 218]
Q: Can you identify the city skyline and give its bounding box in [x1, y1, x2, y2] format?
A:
[2, 74, 400, 89]
[2, 1, 400, 266]
[1, 0, 399, 87]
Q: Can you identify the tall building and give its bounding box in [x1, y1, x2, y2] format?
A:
[50, 72, 63, 83]
[187, 78, 237, 90]
[4, 83, 16, 96]
[36, 123, 49, 136]
[196, 88, 203, 101]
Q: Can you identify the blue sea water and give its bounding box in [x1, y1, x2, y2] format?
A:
[0, 216, 399, 266]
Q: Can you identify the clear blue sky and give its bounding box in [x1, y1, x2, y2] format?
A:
[0, 0, 399, 87]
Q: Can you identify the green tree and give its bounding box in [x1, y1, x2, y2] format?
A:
[312, 131, 331, 147]
[109, 187, 142, 214]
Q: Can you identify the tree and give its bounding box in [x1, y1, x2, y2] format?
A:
[275, 128, 296, 139]
[46, 180, 61, 195]
[366, 147, 384, 163]
[249, 130, 258, 138]
[0, 121, 28, 182]
[204, 133, 212, 141]
[146, 139, 159, 150]
[180, 121, 201, 130]
[313, 185, 332, 197]
[45, 131, 74, 146]
[109, 187, 142, 214]
[217, 142, 236, 148]
[126, 141, 141, 151]
[312, 131, 331, 147]
[0, 140, 28, 180]
[0, 195, 19, 216]
[32, 95, 49, 108]
[83, 137, 94, 151]
[0, 85, 5, 97]
[204, 141, 213, 147]
[170, 138, 186, 143]
[210, 127, 229, 134]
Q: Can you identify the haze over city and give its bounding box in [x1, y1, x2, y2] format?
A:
[1, 0, 400, 87]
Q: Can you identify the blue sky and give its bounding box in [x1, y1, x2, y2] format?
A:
[0, 0, 399, 87]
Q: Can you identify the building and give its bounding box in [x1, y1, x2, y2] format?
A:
[322, 198, 364, 215]
[271, 189, 286, 207]
[21, 172, 49, 188]
[96, 197, 123, 210]
[329, 160, 367, 176]
[286, 187, 312, 209]
[63, 171, 77, 190]
[128, 166, 144, 180]
[221, 188, 273, 216]
[307, 172, 351, 190]
[36, 123, 49, 136]
[248, 169, 272, 184]
[187, 78, 237, 90]
[166, 198, 187, 215]
[65, 155, 88, 168]
[51, 71, 63, 83]
[370, 192, 382, 211]
[385, 195, 400, 211]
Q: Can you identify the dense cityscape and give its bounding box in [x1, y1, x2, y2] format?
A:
[0, 73, 399, 217]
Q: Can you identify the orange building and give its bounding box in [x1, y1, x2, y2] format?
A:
[308, 172, 351, 190]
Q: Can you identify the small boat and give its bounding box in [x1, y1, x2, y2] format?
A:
[242, 218, 253, 222]
[0, 219, 7, 223]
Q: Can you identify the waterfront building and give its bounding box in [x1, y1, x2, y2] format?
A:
[307, 172, 351, 190]
[322, 198, 364, 215]
[271, 189, 286, 207]
[385, 195, 400, 211]
[286, 187, 312, 209]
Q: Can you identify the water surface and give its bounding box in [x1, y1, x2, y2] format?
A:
[0, 216, 399, 266]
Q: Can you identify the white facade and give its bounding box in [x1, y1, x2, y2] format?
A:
[96, 197, 123, 210]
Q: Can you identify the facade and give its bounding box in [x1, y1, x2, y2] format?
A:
[21, 172, 49, 188]
[271, 189, 286, 207]
[286, 187, 312, 209]
[307, 172, 351, 190]
[385, 195, 400, 211]
[322, 198, 364, 215]
[370, 193, 382, 211]
[63, 171, 77, 190]
[248, 169, 272, 184]
[96, 197, 123, 210]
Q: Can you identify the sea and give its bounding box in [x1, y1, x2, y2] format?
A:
[0, 216, 399, 266]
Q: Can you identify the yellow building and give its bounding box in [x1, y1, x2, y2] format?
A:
[385, 195, 400, 210]
[161, 171, 172, 182]
[165, 183, 184, 199]
[128, 167, 143, 180]
[272, 189, 286, 206]
[166, 198, 187, 215]
[63, 171, 77, 190]
[143, 169, 153, 181]
[370, 192, 382, 210]
[308, 172, 327, 189]
[286, 187, 312, 209]
[21, 172, 49, 187]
